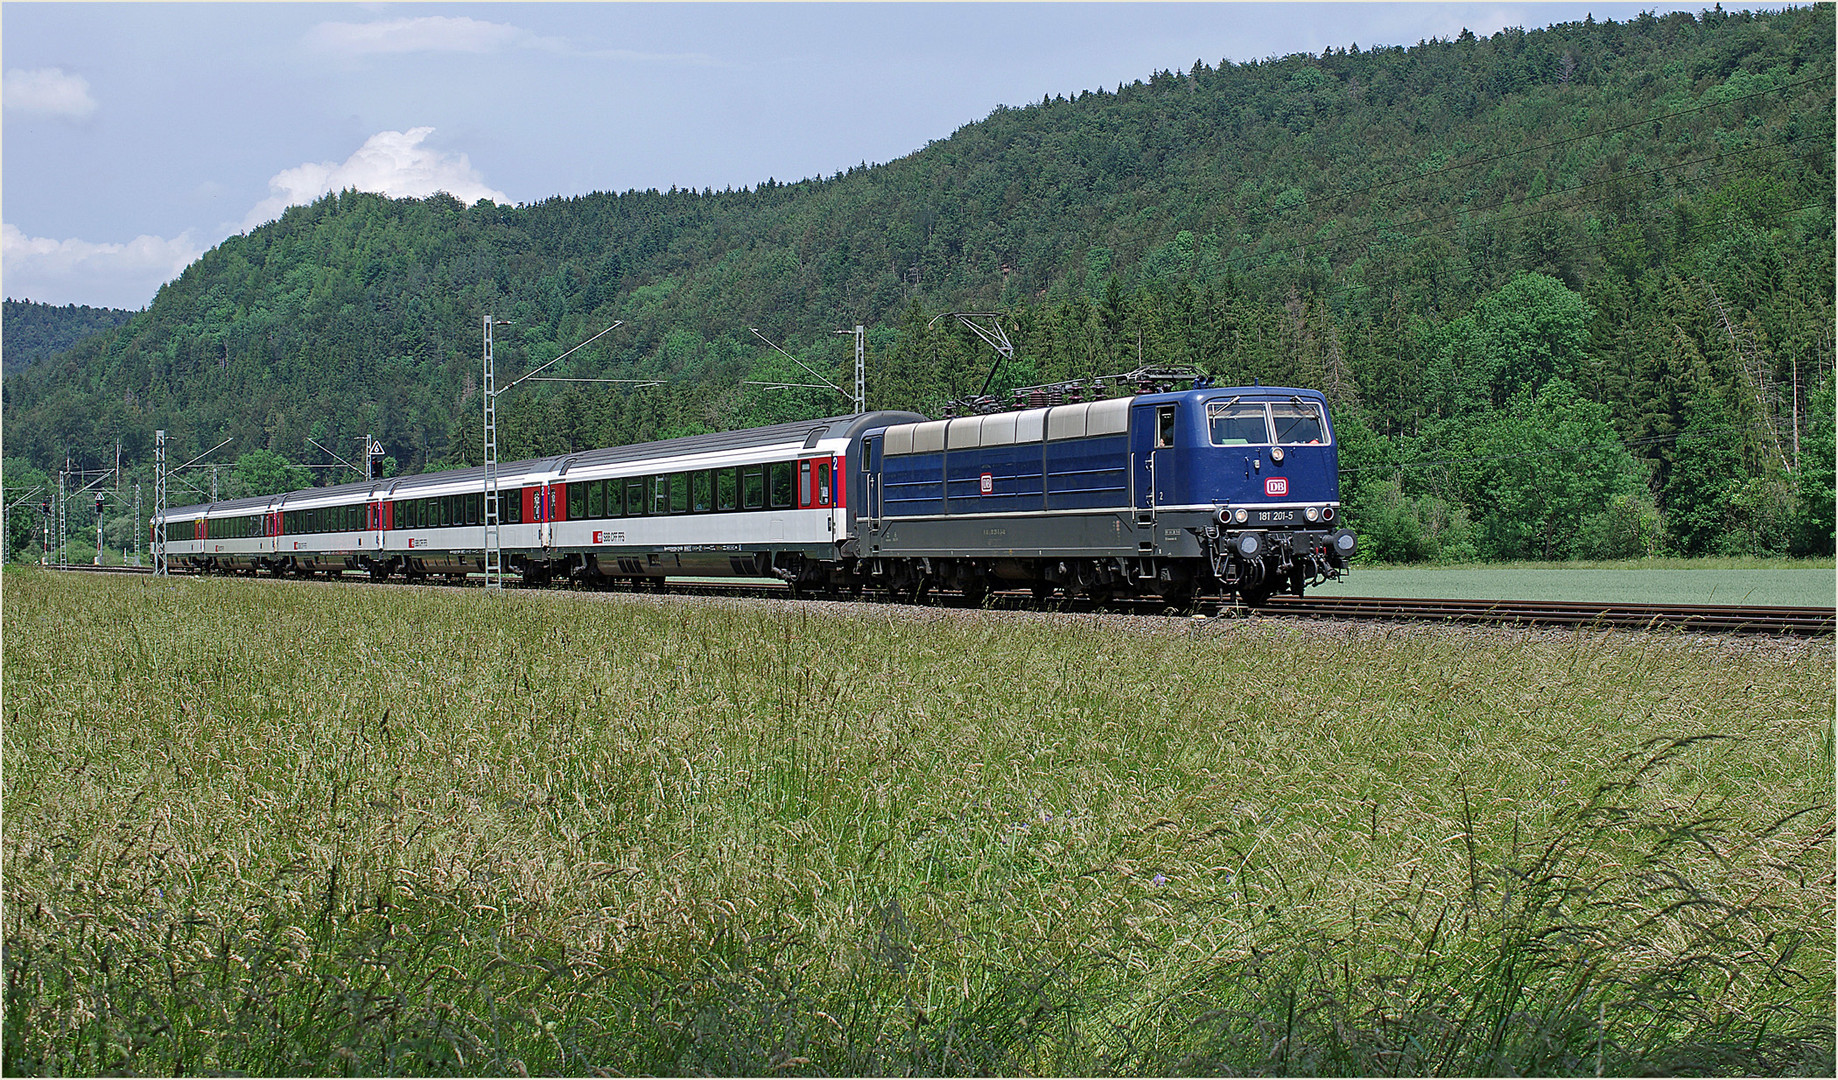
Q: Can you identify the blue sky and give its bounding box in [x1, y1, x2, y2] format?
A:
[4, 2, 1721, 310]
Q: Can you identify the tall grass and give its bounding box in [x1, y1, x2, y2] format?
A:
[4, 569, 1831, 1075]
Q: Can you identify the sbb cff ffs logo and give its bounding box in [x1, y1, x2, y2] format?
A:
[1265, 477, 1288, 497]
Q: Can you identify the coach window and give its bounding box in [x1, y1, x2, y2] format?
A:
[586, 480, 604, 519]
[621, 477, 641, 518]
[692, 470, 712, 513]
[770, 462, 794, 509]
[1156, 405, 1178, 449]
[717, 468, 737, 512]
[742, 465, 766, 510]
[671, 472, 690, 514]
[647, 475, 666, 516]
[817, 461, 832, 506]
[798, 461, 814, 507]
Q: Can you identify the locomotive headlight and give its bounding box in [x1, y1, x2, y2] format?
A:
[1237, 532, 1262, 557]
[1270, 447, 1285, 464]
[1234, 507, 1249, 524]
[1305, 506, 1320, 522]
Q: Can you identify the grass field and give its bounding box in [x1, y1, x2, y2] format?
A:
[4, 569, 1832, 1075]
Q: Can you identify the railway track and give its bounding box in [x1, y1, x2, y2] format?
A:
[47, 563, 1833, 636]
[1256, 594, 1835, 637]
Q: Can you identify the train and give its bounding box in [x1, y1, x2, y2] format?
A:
[152, 385, 1357, 605]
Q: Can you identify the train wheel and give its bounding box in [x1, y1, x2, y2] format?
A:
[1157, 585, 1196, 610]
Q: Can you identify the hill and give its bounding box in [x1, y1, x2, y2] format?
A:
[2, 4, 1831, 560]
[1, 299, 137, 375]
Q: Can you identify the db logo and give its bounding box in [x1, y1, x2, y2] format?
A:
[980, 471, 994, 495]
[1265, 477, 1289, 497]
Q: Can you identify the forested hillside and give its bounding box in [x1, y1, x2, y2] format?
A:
[2, 299, 137, 375]
[4, 4, 1831, 560]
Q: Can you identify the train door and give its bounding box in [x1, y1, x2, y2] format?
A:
[1129, 404, 1170, 515]
[367, 496, 389, 552]
[860, 436, 882, 529]
[797, 457, 835, 535]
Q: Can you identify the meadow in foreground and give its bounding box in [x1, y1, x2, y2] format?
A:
[4, 569, 1832, 1075]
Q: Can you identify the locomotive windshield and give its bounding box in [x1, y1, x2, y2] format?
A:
[1272, 401, 1328, 444]
[1207, 402, 1271, 445]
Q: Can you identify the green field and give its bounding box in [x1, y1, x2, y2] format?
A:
[1322, 560, 1837, 607]
[4, 570, 1832, 1076]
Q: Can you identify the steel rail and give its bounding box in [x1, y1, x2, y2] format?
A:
[1256, 594, 1834, 636]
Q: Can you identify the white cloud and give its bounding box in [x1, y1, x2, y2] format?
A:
[304, 15, 713, 65]
[306, 16, 537, 56]
[2, 223, 203, 309]
[240, 128, 512, 231]
[3, 67, 98, 119]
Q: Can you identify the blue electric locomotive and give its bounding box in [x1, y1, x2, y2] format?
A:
[852, 386, 1356, 604]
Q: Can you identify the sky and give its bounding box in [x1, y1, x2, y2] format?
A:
[3, 1, 1729, 311]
